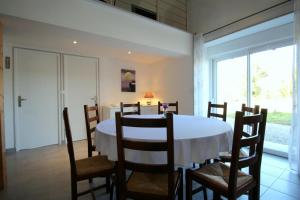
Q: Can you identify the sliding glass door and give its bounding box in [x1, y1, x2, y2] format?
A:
[250, 46, 293, 155]
[214, 44, 294, 156]
[216, 55, 247, 126]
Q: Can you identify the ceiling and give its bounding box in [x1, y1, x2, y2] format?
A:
[1, 15, 181, 64]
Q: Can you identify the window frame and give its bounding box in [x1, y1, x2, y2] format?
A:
[211, 38, 294, 106]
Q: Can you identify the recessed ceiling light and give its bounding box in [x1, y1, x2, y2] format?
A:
[73, 40, 78, 44]
[128, 51, 132, 55]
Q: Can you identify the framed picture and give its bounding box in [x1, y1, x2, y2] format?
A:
[121, 69, 136, 92]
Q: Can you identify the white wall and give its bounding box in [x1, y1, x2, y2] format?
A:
[151, 56, 194, 115]
[99, 57, 153, 107]
[190, 0, 293, 41]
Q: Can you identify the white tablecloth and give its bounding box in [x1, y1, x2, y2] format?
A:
[95, 115, 233, 165]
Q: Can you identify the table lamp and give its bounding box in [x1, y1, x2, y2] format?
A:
[144, 92, 154, 105]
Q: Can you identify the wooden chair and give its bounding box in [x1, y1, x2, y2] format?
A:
[84, 104, 111, 187]
[186, 108, 268, 200]
[63, 107, 115, 200]
[219, 104, 260, 162]
[120, 102, 141, 115]
[158, 101, 178, 114]
[115, 112, 183, 200]
[207, 101, 227, 121]
[84, 104, 99, 158]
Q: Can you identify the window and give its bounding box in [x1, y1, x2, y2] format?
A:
[213, 44, 294, 156]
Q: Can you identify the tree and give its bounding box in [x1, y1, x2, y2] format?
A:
[252, 64, 268, 97]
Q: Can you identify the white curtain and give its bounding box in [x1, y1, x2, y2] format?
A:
[289, 0, 300, 175]
[194, 34, 210, 116]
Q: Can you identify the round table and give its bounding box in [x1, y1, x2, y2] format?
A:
[95, 115, 233, 166]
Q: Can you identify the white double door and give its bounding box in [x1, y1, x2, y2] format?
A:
[14, 48, 98, 150]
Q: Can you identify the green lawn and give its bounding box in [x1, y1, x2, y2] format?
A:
[228, 112, 291, 125]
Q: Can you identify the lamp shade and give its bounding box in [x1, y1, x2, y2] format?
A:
[144, 92, 154, 98]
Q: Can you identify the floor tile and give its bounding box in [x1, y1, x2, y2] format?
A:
[261, 188, 297, 200]
[260, 173, 278, 187]
[260, 185, 268, 196]
[271, 179, 300, 198]
[279, 169, 300, 185]
[1, 141, 297, 200]
[261, 163, 285, 177]
[262, 154, 289, 169]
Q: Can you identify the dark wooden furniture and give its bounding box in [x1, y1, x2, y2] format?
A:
[186, 108, 268, 200]
[120, 102, 141, 115]
[207, 101, 227, 121]
[63, 107, 115, 200]
[219, 104, 260, 162]
[84, 104, 110, 187]
[158, 101, 178, 114]
[84, 104, 100, 158]
[115, 112, 183, 200]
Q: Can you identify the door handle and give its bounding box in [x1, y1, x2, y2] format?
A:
[91, 96, 97, 104]
[18, 96, 27, 107]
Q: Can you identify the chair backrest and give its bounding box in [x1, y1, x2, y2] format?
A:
[241, 104, 260, 137]
[158, 101, 178, 114]
[120, 102, 141, 115]
[63, 107, 77, 178]
[228, 108, 267, 197]
[115, 112, 175, 199]
[84, 104, 100, 157]
[207, 101, 227, 121]
[241, 104, 260, 116]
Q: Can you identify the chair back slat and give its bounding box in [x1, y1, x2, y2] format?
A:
[238, 154, 258, 169]
[90, 127, 96, 133]
[87, 106, 97, 111]
[240, 135, 261, 147]
[115, 111, 175, 199]
[243, 114, 263, 125]
[63, 108, 77, 177]
[207, 101, 227, 121]
[158, 101, 179, 114]
[228, 108, 267, 197]
[124, 161, 169, 173]
[84, 104, 100, 157]
[88, 116, 98, 123]
[242, 104, 260, 115]
[123, 140, 168, 151]
[120, 102, 141, 115]
[121, 117, 167, 127]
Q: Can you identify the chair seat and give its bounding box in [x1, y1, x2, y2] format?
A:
[127, 171, 180, 197]
[219, 149, 248, 162]
[76, 155, 114, 181]
[191, 162, 254, 195]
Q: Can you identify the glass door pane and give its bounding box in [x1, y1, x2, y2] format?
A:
[250, 45, 293, 155]
[216, 56, 247, 126]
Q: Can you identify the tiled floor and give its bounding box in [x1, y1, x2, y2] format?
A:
[0, 140, 299, 200]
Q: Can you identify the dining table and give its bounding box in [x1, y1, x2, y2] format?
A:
[95, 114, 233, 166]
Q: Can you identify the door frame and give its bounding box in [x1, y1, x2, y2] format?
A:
[60, 53, 100, 143]
[13, 47, 61, 150]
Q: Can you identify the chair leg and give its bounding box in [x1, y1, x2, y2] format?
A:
[106, 176, 111, 193]
[178, 168, 183, 200]
[109, 178, 115, 200]
[249, 184, 260, 200]
[89, 178, 93, 183]
[186, 169, 192, 200]
[213, 192, 221, 200]
[71, 179, 78, 200]
[203, 186, 208, 200]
